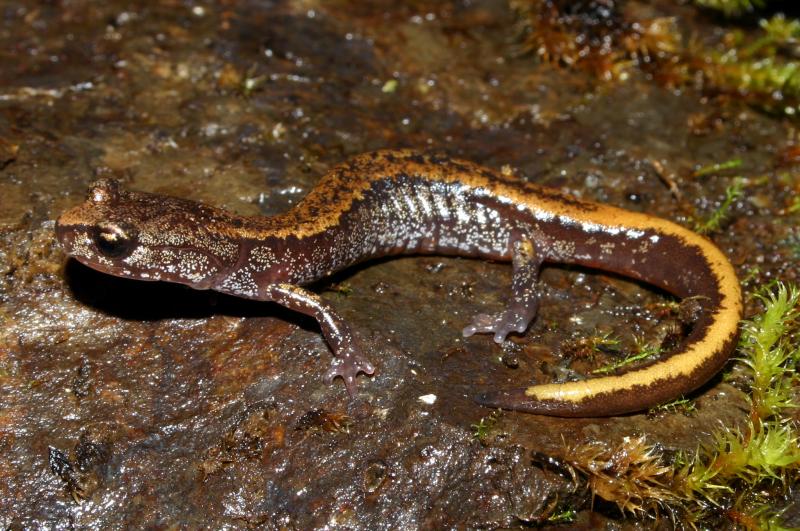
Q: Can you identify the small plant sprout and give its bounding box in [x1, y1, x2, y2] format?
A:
[692, 158, 743, 178]
[241, 64, 266, 97]
[471, 410, 500, 444]
[590, 331, 622, 353]
[648, 396, 697, 416]
[325, 282, 353, 296]
[562, 330, 622, 359]
[546, 507, 577, 524]
[739, 266, 762, 290]
[694, 177, 746, 235]
[591, 335, 660, 375]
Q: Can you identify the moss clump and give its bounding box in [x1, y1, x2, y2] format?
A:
[738, 283, 800, 420]
[514, 2, 800, 117]
[512, 0, 679, 80]
[551, 282, 800, 526]
[694, 0, 767, 17]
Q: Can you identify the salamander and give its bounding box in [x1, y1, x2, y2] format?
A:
[55, 149, 743, 417]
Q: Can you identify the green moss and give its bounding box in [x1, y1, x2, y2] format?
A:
[514, 3, 800, 118]
[556, 282, 800, 525]
[694, 0, 766, 17]
[746, 15, 800, 56]
[739, 282, 800, 419]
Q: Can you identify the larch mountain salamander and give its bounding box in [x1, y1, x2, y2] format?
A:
[56, 150, 742, 417]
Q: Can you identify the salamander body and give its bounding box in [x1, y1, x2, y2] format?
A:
[55, 150, 742, 416]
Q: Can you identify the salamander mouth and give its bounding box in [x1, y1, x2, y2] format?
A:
[55, 211, 79, 247]
[55, 221, 91, 259]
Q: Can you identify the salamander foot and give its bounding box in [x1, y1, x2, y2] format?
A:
[462, 308, 532, 343]
[323, 346, 376, 396]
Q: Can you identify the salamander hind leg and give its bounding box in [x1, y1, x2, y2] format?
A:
[264, 284, 375, 396]
[462, 238, 542, 343]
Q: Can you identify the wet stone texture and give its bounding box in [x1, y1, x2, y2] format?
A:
[0, 0, 796, 528]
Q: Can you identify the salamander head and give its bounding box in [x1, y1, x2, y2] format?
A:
[56, 179, 240, 289]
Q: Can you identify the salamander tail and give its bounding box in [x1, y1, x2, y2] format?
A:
[474, 388, 545, 413]
[474, 387, 624, 417]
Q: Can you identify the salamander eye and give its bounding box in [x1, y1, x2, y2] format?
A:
[94, 222, 137, 258]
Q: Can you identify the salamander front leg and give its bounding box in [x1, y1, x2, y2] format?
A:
[264, 283, 375, 395]
[463, 238, 542, 343]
